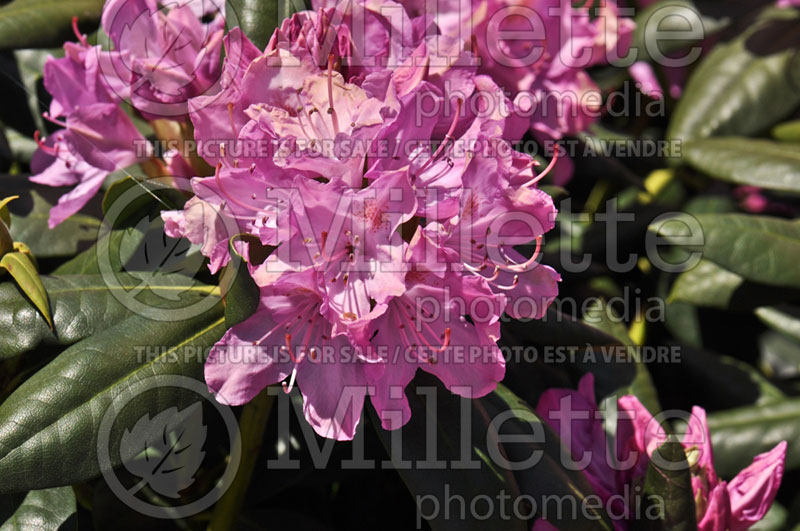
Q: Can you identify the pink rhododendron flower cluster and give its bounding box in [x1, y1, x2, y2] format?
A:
[161, 2, 563, 440]
[534, 374, 787, 530]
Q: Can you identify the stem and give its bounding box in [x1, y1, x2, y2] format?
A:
[207, 388, 275, 531]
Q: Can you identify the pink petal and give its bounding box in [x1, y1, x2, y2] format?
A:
[727, 441, 787, 530]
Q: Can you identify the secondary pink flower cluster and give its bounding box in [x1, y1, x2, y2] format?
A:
[30, 0, 224, 226]
[162, 2, 564, 440]
[534, 375, 787, 530]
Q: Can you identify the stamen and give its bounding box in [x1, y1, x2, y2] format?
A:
[282, 332, 305, 364]
[463, 262, 488, 273]
[71, 17, 88, 47]
[418, 98, 462, 174]
[496, 236, 542, 273]
[396, 303, 452, 355]
[326, 54, 340, 135]
[525, 144, 559, 187]
[33, 131, 59, 156]
[493, 275, 519, 291]
[42, 112, 68, 129]
[282, 365, 299, 393]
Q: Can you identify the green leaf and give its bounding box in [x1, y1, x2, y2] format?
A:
[669, 259, 742, 308]
[224, 235, 263, 329]
[4, 178, 101, 258]
[759, 330, 800, 380]
[225, 0, 281, 50]
[0, 221, 12, 257]
[371, 374, 612, 531]
[707, 398, 800, 476]
[0, 274, 220, 360]
[669, 260, 800, 310]
[667, 8, 800, 142]
[756, 306, 800, 344]
[0, 252, 52, 330]
[684, 137, 800, 193]
[656, 214, 800, 289]
[0, 487, 76, 530]
[0, 196, 18, 227]
[102, 176, 185, 231]
[636, 439, 696, 531]
[0, 0, 103, 50]
[772, 120, 800, 142]
[54, 226, 145, 275]
[631, 0, 736, 63]
[0, 310, 226, 492]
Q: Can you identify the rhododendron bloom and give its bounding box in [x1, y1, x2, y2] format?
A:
[534, 374, 787, 530]
[160, 11, 561, 439]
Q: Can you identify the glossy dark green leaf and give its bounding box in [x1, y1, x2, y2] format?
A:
[5, 182, 100, 258]
[684, 137, 800, 193]
[224, 235, 264, 329]
[0, 309, 225, 492]
[102, 176, 185, 231]
[226, 0, 281, 50]
[657, 214, 800, 289]
[54, 226, 145, 275]
[0, 487, 78, 531]
[0, 252, 52, 330]
[0, 487, 76, 531]
[669, 259, 742, 308]
[0, 0, 103, 50]
[669, 259, 800, 310]
[371, 374, 612, 531]
[635, 439, 696, 531]
[667, 8, 800, 142]
[0, 274, 219, 360]
[707, 398, 800, 477]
